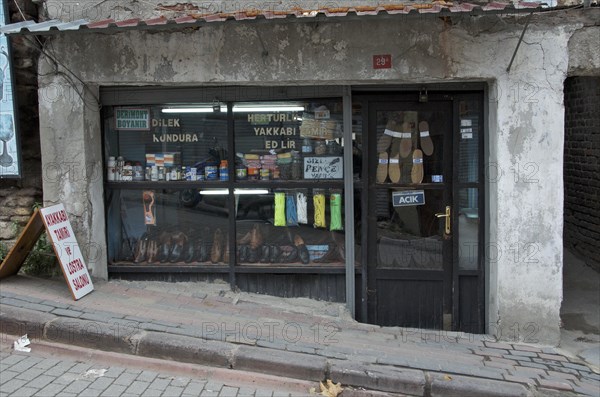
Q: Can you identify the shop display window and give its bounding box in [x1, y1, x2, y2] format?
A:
[106, 188, 230, 266]
[104, 99, 347, 268]
[235, 189, 346, 267]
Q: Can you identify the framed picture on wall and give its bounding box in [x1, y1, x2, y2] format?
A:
[0, 0, 21, 178]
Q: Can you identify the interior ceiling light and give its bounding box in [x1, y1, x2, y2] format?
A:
[161, 105, 304, 113]
[198, 189, 270, 195]
[162, 107, 226, 113]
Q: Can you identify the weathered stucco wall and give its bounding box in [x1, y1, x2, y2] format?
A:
[38, 71, 107, 279]
[37, 8, 599, 344]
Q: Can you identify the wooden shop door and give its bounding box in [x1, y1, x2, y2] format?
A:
[365, 99, 454, 330]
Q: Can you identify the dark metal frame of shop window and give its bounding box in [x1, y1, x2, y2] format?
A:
[351, 86, 486, 332]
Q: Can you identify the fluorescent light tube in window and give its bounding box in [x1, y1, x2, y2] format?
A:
[162, 107, 226, 113]
[161, 105, 304, 113]
[198, 189, 270, 195]
[234, 189, 270, 195]
[199, 189, 229, 195]
[232, 106, 304, 112]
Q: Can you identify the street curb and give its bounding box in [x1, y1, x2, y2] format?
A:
[45, 317, 138, 355]
[329, 360, 426, 395]
[234, 345, 328, 381]
[0, 305, 56, 340]
[428, 372, 531, 397]
[137, 331, 232, 369]
[0, 305, 535, 396]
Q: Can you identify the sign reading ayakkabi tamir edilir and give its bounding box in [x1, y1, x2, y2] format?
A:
[115, 108, 150, 130]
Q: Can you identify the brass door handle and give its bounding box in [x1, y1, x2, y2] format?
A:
[435, 206, 451, 235]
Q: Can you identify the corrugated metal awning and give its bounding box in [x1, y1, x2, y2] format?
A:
[1, 2, 545, 36]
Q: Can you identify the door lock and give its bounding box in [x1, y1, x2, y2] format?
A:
[435, 206, 451, 235]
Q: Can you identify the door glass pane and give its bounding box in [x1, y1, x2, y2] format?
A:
[458, 99, 480, 183]
[376, 188, 444, 269]
[458, 188, 479, 270]
[374, 110, 446, 184]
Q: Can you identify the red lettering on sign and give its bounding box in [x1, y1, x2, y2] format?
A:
[72, 273, 90, 291]
[53, 226, 71, 241]
[44, 210, 68, 227]
[373, 54, 392, 69]
[67, 258, 84, 275]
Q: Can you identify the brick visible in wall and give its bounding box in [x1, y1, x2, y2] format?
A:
[563, 76, 600, 271]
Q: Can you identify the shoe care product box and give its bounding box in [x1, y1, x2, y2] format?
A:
[155, 154, 164, 167]
[163, 152, 181, 167]
[145, 153, 155, 166]
[145, 152, 181, 168]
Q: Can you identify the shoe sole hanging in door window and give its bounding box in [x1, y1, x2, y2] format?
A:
[376, 151, 389, 183]
[411, 149, 424, 184]
[388, 134, 402, 183]
[419, 121, 434, 156]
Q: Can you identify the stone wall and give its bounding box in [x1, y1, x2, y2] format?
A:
[0, 0, 41, 244]
[564, 76, 600, 271]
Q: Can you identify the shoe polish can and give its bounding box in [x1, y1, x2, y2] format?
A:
[107, 157, 116, 181]
[133, 162, 144, 181]
[260, 168, 270, 180]
[301, 138, 313, 154]
[236, 164, 247, 180]
[219, 160, 229, 181]
[205, 164, 218, 180]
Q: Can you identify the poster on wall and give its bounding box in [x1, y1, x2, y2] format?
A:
[0, 0, 21, 178]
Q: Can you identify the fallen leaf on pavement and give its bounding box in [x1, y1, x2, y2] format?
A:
[320, 379, 344, 397]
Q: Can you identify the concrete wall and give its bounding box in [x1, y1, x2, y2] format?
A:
[563, 77, 600, 271]
[36, 6, 600, 344]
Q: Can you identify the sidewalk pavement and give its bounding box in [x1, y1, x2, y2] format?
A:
[1, 275, 598, 397]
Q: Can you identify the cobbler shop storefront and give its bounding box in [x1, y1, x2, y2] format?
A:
[7, 2, 598, 344]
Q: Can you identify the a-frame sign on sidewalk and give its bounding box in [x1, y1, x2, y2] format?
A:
[0, 203, 94, 300]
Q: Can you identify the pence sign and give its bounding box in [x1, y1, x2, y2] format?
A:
[303, 156, 343, 179]
[40, 204, 94, 300]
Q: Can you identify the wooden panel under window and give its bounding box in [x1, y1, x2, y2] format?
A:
[375, 279, 443, 328]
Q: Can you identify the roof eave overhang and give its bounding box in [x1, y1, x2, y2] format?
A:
[1, 3, 549, 37]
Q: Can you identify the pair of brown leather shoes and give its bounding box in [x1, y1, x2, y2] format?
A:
[169, 232, 188, 263]
[146, 239, 159, 263]
[211, 228, 224, 264]
[133, 234, 149, 263]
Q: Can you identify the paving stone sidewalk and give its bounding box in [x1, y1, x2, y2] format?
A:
[1, 275, 599, 396]
[0, 348, 312, 397]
